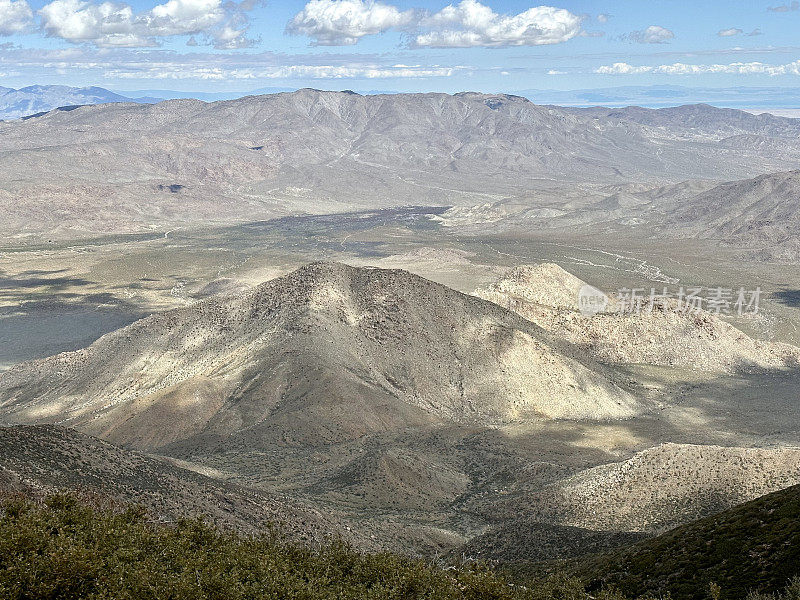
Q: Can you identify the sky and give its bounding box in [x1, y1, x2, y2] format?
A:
[2, 0, 800, 96]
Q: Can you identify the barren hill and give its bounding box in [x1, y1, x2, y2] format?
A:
[475, 263, 800, 373]
[435, 166, 800, 262]
[657, 170, 800, 259]
[4, 90, 800, 239]
[573, 103, 800, 139]
[528, 443, 800, 533]
[0, 262, 640, 453]
[454, 441, 800, 563]
[310, 446, 471, 511]
[0, 424, 344, 543]
[621, 170, 800, 263]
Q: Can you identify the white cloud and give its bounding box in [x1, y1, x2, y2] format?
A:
[595, 62, 653, 75]
[625, 25, 674, 44]
[717, 27, 742, 37]
[38, 0, 255, 47]
[144, 0, 224, 36]
[286, 0, 583, 47]
[547, 68, 565, 75]
[655, 61, 800, 75]
[107, 63, 464, 79]
[286, 0, 415, 45]
[597, 13, 609, 23]
[39, 0, 147, 46]
[413, 0, 582, 48]
[0, 0, 33, 35]
[595, 60, 800, 76]
[212, 24, 255, 48]
[265, 64, 459, 78]
[209, 5, 260, 49]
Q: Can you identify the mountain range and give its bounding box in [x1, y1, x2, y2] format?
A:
[441, 168, 800, 262]
[520, 85, 800, 109]
[2, 83, 800, 596]
[18, 83, 800, 111]
[3, 89, 800, 245]
[0, 85, 160, 121]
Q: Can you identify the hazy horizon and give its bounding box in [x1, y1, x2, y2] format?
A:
[4, 82, 800, 112]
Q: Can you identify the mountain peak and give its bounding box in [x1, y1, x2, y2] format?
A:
[0, 263, 640, 452]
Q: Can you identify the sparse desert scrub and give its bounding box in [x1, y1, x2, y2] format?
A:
[1, 494, 798, 600]
[0, 494, 568, 600]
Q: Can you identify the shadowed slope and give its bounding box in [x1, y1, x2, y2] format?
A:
[576, 482, 800, 600]
[0, 424, 346, 543]
[0, 263, 640, 453]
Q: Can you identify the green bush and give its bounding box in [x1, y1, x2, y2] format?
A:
[0, 495, 574, 600]
[1, 494, 797, 600]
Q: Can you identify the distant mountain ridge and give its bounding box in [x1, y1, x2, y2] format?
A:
[519, 85, 800, 109]
[441, 168, 800, 262]
[3, 88, 800, 240]
[565, 103, 800, 138]
[0, 85, 161, 121]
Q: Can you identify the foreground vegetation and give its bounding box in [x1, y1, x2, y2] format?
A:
[1, 494, 799, 600]
[576, 484, 800, 600]
[0, 494, 610, 600]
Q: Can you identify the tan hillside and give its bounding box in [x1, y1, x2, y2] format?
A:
[475, 263, 800, 373]
[480, 263, 592, 310]
[311, 446, 471, 511]
[525, 443, 800, 533]
[0, 263, 640, 454]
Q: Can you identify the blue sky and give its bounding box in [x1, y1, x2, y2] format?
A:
[1, 0, 800, 95]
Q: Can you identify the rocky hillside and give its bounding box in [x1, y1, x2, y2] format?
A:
[4, 90, 800, 239]
[437, 166, 800, 262]
[460, 442, 800, 558]
[658, 170, 800, 260]
[576, 482, 800, 599]
[0, 263, 640, 454]
[527, 443, 800, 534]
[475, 263, 800, 373]
[0, 424, 344, 543]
